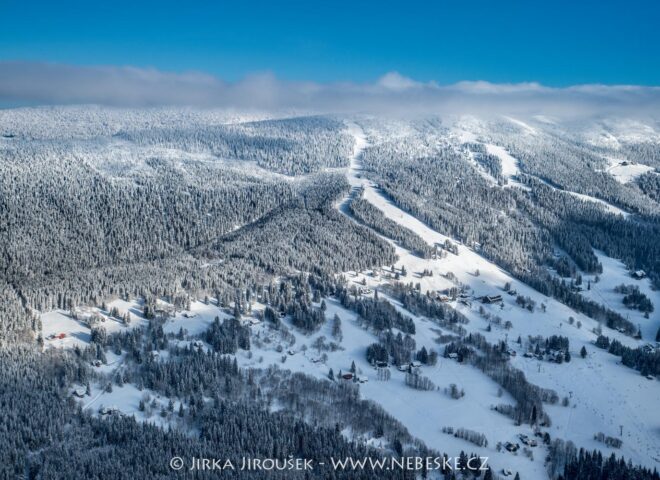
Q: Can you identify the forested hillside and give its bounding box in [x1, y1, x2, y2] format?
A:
[1, 108, 659, 480]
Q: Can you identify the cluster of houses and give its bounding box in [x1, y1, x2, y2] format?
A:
[429, 289, 472, 305]
[502, 434, 538, 452]
[434, 291, 503, 306]
[523, 349, 564, 363]
[397, 361, 422, 372]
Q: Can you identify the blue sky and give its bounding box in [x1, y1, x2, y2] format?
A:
[1, 0, 658, 86]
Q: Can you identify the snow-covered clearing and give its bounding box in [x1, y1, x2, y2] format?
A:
[483, 143, 530, 190]
[485, 144, 520, 182]
[605, 158, 655, 184]
[59, 298, 228, 428]
[40, 296, 235, 350]
[41, 300, 149, 349]
[581, 250, 660, 342]
[162, 300, 233, 336]
[41, 311, 91, 349]
[76, 380, 186, 430]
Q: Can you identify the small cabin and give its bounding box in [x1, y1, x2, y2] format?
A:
[341, 373, 354, 380]
[519, 434, 537, 447]
[504, 442, 520, 452]
[632, 270, 646, 279]
[99, 406, 119, 416]
[72, 387, 86, 398]
[482, 295, 503, 304]
[375, 360, 388, 368]
[155, 305, 175, 315]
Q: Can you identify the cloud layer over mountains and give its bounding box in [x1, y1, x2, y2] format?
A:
[1, 61, 659, 118]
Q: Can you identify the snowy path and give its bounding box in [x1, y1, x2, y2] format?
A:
[335, 121, 370, 216]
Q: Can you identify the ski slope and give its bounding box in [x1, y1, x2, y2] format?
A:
[331, 122, 660, 473]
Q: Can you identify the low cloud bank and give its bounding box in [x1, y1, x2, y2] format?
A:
[1, 62, 659, 118]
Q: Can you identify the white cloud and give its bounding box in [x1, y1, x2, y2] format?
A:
[1, 61, 659, 119]
[452, 81, 545, 94]
[376, 72, 425, 91]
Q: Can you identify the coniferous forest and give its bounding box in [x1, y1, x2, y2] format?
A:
[0, 107, 659, 480]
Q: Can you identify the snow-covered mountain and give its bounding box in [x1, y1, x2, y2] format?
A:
[1, 107, 658, 480]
